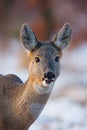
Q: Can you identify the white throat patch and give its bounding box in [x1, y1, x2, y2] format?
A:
[33, 81, 55, 95]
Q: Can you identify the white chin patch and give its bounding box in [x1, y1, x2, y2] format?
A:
[42, 80, 54, 87]
[34, 81, 55, 95]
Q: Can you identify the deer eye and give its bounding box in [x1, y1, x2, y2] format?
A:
[35, 57, 40, 63]
[55, 56, 59, 62]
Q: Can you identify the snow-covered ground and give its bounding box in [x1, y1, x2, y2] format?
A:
[0, 39, 87, 130]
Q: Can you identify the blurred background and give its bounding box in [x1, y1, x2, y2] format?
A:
[0, 0, 87, 130]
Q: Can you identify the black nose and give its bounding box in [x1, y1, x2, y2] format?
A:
[44, 72, 55, 80]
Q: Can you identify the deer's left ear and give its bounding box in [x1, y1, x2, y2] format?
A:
[53, 23, 72, 50]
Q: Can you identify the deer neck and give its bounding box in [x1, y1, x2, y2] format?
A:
[18, 76, 52, 103]
[15, 76, 53, 125]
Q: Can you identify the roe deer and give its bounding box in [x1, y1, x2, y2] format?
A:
[0, 23, 71, 130]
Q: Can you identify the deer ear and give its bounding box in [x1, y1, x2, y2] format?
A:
[20, 23, 38, 51]
[53, 23, 72, 50]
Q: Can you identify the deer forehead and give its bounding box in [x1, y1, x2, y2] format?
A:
[29, 43, 62, 59]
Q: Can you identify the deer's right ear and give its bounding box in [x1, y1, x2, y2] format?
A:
[20, 23, 38, 51]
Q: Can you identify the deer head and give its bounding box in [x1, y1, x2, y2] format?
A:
[20, 23, 71, 94]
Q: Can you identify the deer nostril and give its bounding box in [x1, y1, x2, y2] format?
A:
[44, 72, 55, 80]
[52, 73, 55, 78]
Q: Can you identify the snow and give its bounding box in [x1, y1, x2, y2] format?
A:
[69, 44, 87, 70]
[29, 98, 87, 130]
[0, 39, 87, 130]
[0, 39, 28, 81]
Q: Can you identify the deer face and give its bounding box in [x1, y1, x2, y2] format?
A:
[28, 42, 62, 87]
[20, 23, 71, 92]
